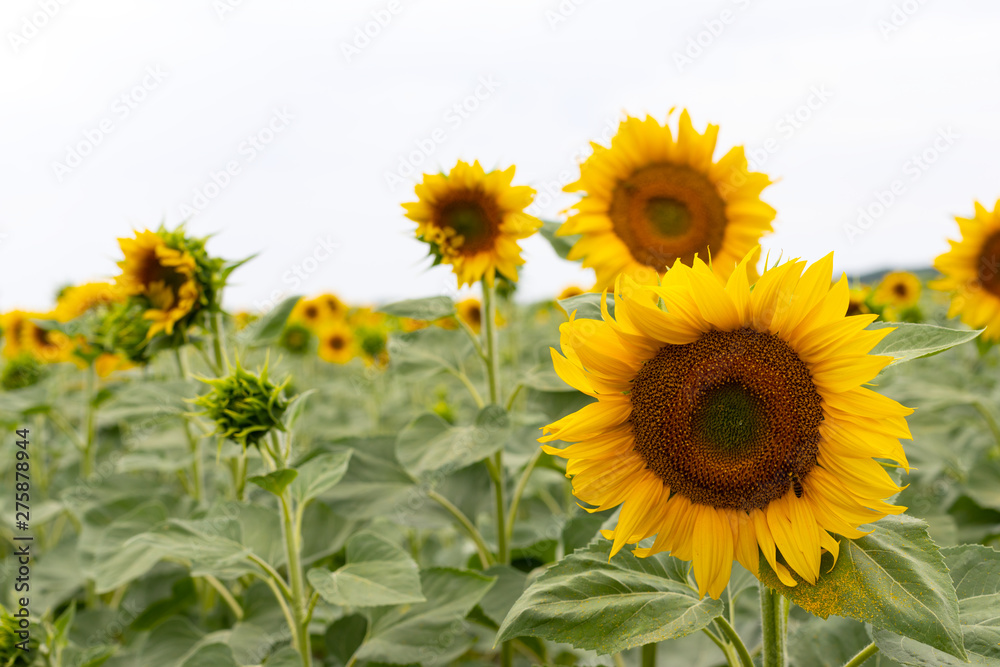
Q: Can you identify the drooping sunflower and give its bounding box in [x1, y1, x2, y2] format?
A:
[541, 253, 912, 599]
[115, 230, 200, 338]
[404, 160, 541, 288]
[873, 271, 921, 310]
[559, 111, 776, 290]
[932, 199, 1000, 340]
[18, 315, 76, 365]
[54, 282, 124, 322]
[317, 321, 355, 364]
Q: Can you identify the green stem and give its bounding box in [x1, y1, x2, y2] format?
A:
[843, 642, 879, 667]
[203, 575, 244, 620]
[175, 348, 204, 504]
[716, 616, 755, 667]
[81, 365, 98, 478]
[427, 489, 494, 568]
[482, 280, 508, 567]
[974, 402, 1000, 455]
[46, 410, 84, 451]
[759, 586, 787, 667]
[504, 382, 524, 411]
[456, 313, 486, 361]
[280, 489, 311, 666]
[211, 311, 229, 372]
[504, 448, 542, 551]
[641, 642, 657, 667]
[248, 553, 293, 601]
[444, 366, 485, 409]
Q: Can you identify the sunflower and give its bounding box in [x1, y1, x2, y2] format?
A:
[115, 230, 200, 338]
[846, 285, 872, 316]
[319, 293, 347, 320]
[404, 160, 541, 288]
[1, 311, 31, 359]
[54, 282, 124, 322]
[290, 296, 329, 331]
[318, 321, 355, 364]
[557, 286, 585, 301]
[280, 323, 312, 355]
[932, 200, 1000, 340]
[873, 271, 921, 310]
[540, 252, 911, 599]
[18, 316, 76, 365]
[559, 111, 776, 290]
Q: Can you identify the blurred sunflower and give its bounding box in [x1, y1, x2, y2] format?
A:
[541, 253, 911, 599]
[557, 286, 585, 301]
[280, 323, 312, 355]
[456, 298, 483, 333]
[873, 271, 921, 310]
[19, 316, 76, 365]
[318, 321, 355, 364]
[846, 285, 872, 316]
[1, 311, 31, 359]
[115, 230, 200, 338]
[559, 111, 775, 290]
[54, 281, 124, 322]
[932, 200, 1000, 340]
[319, 293, 347, 320]
[291, 296, 329, 330]
[404, 160, 541, 287]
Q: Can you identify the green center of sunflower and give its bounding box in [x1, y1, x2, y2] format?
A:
[609, 163, 727, 270]
[629, 328, 823, 511]
[979, 232, 1000, 297]
[645, 197, 692, 237]
[436, 190, 503, 255]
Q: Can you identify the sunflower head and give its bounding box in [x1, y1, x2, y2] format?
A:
[404, 160, 541, 288]
[846, 285, 872, 316]
[1, 353, 45, 391]
[18, 316, 77, 365]
[541, 252, 911, 599]
[192, 358, 289, 448]
[54, 282, 125, 322]
[559, 111, 776, 290]
[557, 286, 585, 301]
[932, 199, 1000, 340]
[1, 311, 31, 359]
[456, 298, 483, 334]
[291, 296, 330, 331]
[318, 321, 355, 364]
[280, 323, 313, 355]
[873, 271, 922, 310]
[94, 300, 155, 365]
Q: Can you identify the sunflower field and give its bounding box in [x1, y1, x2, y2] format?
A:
[2, 111, 1000, 667]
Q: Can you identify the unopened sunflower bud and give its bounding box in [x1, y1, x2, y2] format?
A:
[192, 360, 289, 448]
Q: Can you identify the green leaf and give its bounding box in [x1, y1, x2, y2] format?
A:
[262, 647, 301, 667]
[788, 616, 876, 667]
[320, 438, 417, 521]
[291, 450, 352, 506]
[477, 565, 527, 627]
[357, 568, 496, 666]
[758, 514, 966, 661]
[379, 296, 455, 321]
[283, 389, 316, 431]
[966, 456, 1000, 512]
[244, 295, 301, 346]
[249, 468, 299, 497]
[521, 364, 575, 393]
[496, 540, 723, 655]
[307, 531, 424, 607]
[869, 322, 982, 366]
[128, 518, 253, 580]
[324, 614, 367, 667]
[558, 292, 614, 321]
[396, 406, 510, 479]
[539, 220, 579, 260]
[179, 643, 240, 667]
[872, 544, 1000, 666]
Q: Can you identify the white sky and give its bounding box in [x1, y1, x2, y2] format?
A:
[2, 0, 999, 311]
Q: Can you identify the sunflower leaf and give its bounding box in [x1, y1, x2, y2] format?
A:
[871, 543, 1000, 666]
[378, 296, 455, 321]
[290, 450, 352, 506]
[868, 321, 983, 366]
[242, 295, 301, 347]
[496, 540, 723, 655]
[248, 469, 298, 497]
[307, 531, 424, 607]
[757, 514, 967, 661]
[396, 406, 510, 480]
[558, 293, 615, 321]
[540, 220, 579, 260]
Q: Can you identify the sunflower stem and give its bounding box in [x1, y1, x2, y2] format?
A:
[175, 347, 205, 504]
[81, 364, 98, 479]
[973, 402, 1000, 456]
[210, 310, 229, 373]
[843, 642, 879, 667]
[759, 586, 787, 667]
[504, 448, 542, 552]
[427, 490, 494, 568]
[641, 642, 657, 667]
[715, 616, 755, 667]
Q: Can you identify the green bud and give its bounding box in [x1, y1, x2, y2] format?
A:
[1, 354, 45, 391]
[191, 359, 289, 448]
[280, 323, 312, 355]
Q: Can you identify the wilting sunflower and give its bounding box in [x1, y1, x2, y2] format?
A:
[540, 253, 911, 599]
[932, 199, 1000, 340]
[115, 230, 200, 338]
[559, 111, 776, 290]
[54, 282, 124, 322]
[404, 160, 541, 288]
[318, 321, 355, 364]
[873, 271, 921, 309]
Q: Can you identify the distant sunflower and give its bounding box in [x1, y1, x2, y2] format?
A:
[873, 271, 921, 309]
[404, 160, 541, 287]
[557, 286, 585, 301]
[54, 282, 124, 322]
[19, 316, 76, 365]
[115, 230, 200, 338]
[319, 293, 347, 320]
[318, 321, 355, 364]
[456, 298, 483, 333]
[932, 200, 1000, 340]
[1, 311, 31, 359]
[291, 297, 327, 330]
[846, 286, 872, 316]
[541, 253, 911, 599]
[559, 111, 776, 289]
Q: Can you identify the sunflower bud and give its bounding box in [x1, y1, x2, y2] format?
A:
[1, 353, 44, 391]
[192, 360, 289, 448]
[0, 604, 36, 665]
[280, 323, 312, 355]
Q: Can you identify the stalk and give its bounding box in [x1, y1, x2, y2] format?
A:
[843, 642, 879, 667]
[272, 431, 311, 667]
[175, 348, 204, 503]
[641, 642, 657, 667]
[81, 365, 98, 479]
[759, 586, 787, 667]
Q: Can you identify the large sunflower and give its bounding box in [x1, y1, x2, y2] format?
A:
[115, 230, 200, 338]
[559, 111, 776, 290]
[404, 160, 541, 287]
[932, 199, 1000, 340]
[540, 253, 912, 599]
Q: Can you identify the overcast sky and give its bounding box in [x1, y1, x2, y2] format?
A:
[2, 0, 999, 311]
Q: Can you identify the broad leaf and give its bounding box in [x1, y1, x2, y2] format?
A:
[249, 468, 298, 497]
[396, 406, 510, 479]
[291, 450, 352, 506]
[283, 389, 316, 431]
[539, 219, 579, 260]
[378, 296, 455, 321]
[307, 531, 424, 607]
[758, 514, 966, 661]
[558, 292, 614, 321]
[320, 438, 417, 520]
[357, 568, 496, 666]
[477, 565, 527, 626]
[496, 540, 723, 654]
[873, 544, 1000, 666]
[869, 322, 982, 366]
[521, 364, 575, 393]
[244, 295, 301, 346]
